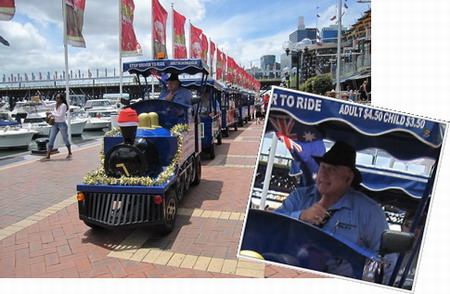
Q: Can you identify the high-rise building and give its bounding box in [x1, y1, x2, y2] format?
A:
[260, 55, 277, 78]
[289, 28, 317, 43]
[321, 25, 346, 43]
[260, 55, 275, 71]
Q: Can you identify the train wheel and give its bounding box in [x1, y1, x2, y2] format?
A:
[223, 127, 229, 137]
[157, 189, 178, 235]
[184, 158, 193, 192]
[192, 157, 201, 186]
[209, 144, 215, 159]
[176, 175, 185, 202]
[217, 132, 222, 145]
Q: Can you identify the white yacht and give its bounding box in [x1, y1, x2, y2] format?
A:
[0, 112, 38, 149]
[83, 99, 118, 130]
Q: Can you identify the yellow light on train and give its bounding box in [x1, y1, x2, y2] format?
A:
[77, 192, 85, 201]
[239, 250, 265, 260]
[149, 112, 161, 128]
[138, 113, 153, 129]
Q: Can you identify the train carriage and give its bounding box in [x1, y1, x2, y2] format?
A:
[76, 59, 208, 234]
[240, 86, 447, 289]
[234, 90, 249, 127]
[220, 87, 239, 137]
[181, 78, 223, 159]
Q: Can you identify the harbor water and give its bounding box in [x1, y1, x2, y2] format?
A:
[0, 129, 105, 159]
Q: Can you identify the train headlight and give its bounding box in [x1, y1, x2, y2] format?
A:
[77, 192, 85, 201]
[153, 195, 163, 205]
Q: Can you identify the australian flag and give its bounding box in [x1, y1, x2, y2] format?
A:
[268, 114, 326, 186]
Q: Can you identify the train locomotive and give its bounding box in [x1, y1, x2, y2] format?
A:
[76, 59, 207, 233]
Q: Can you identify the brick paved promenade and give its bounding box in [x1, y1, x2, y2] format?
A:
[0, 122, 324, 279]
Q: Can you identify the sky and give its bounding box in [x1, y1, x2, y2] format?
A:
[0, 0, 371, 79]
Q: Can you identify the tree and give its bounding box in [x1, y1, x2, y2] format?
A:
[299, 73, 333, 95]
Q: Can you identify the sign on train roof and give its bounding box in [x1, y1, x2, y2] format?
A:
[269, 86, 447, 160]
[123, 59, 209, 76]
[180, 78, 224, 91]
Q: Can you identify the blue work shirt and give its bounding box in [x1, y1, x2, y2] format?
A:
[159, 87, 193, 105]
[274, 185, 396, 282]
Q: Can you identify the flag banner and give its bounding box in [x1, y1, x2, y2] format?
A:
[267, 114, 326, 186]
[152, 0, 168, 59]
[0, 34, 9, 46]
[216, 48, 224, 81]
[200, 33, 208, 65]
[227, 56, 237, 85]
[173, 9, 187, 59]
[226, 55, 232, 83]
[65, 0, 86, 47]
[190, 23, 202, 59]
[121, 0, 142, 56]
[0, 0, 15, 21]
[209, 39, 216, 74]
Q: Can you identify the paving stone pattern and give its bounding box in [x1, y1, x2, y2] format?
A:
[0, 122, 325, 279]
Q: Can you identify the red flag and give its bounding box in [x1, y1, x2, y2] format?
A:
[226, 55, 233, 84]
[0, 0, 15, 21]
[152, 0, 168, 59]
[209, 40, 216, 71]
[173, 9, 187, 59]
[227, 57, 237, 84]
[65, 0, 86, 47]
[216, 49, 224, 81]
[201, 33, 208, 65]
[121, 0, 142, 56]
[190, 23, 202, 59]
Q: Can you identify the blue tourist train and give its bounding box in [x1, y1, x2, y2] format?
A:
[76, 59, 209, 234]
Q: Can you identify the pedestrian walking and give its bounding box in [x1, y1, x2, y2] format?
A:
[40, 93, 72, 161]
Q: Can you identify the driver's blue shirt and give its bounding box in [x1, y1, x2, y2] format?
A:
[159, 87, 192, 105]
[274, 185, 396, 282]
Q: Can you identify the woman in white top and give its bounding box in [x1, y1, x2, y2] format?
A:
[41, 93, 72, 161]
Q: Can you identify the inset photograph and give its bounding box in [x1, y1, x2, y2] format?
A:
[239, 86, 447, 291]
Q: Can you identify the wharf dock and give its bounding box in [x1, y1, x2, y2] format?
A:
[0, 121, 322, 280]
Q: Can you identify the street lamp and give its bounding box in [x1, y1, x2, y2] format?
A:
[282, 38, 312, 90]
[282, 66, 290, 88]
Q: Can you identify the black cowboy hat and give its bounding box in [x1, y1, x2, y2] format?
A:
[167, 73, 181, 83]
[313, 141, 362, 188]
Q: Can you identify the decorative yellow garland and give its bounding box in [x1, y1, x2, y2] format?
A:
[83, 124, 189, 186]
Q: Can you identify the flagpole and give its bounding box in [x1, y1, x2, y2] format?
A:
[188, 20, 191, 58]
[119, 0, 123, 100]
[171, 3, 174, 59]
[150, 0, 155, 99]
[62, 0, 72, 143]
[209, 37, 213, 79]
[335, 0, 343, 97]
[260, 132, 278, 210]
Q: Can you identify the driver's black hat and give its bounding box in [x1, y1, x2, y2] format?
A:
[313, 141, 362, 188]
